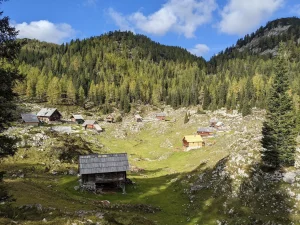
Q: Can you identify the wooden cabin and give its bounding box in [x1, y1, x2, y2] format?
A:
[79, 153, 130, 193]
[156, 112, 166, 120]
[82, 120, 97, 129]
[209, 118, 218, 127]
[197, 127, 214, 137]
[106, 115, 114, 123]
[135, 114, 143, 122]
[183, 135, 205, 151]
[70, 114, 85, 124]
[37, 108, 62, 123]
[21, 114, 39, 126]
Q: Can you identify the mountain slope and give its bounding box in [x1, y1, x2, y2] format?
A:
[209, 17, 300, 70]
[16, 31, 207, 110]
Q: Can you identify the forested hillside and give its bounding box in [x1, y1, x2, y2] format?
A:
[15, 18, 300, 115]
[16, 31, 207, 113]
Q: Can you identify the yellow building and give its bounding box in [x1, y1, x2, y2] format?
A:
[183, 135, 205, 151]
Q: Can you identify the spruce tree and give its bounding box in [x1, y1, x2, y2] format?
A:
[261, 43, 297, 168]
[184, 112, 189, 124]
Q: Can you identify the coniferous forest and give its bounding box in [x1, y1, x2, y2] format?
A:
[13, 17, 300, 116]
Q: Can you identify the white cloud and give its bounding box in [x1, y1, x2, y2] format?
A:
[109, 0, 217, 38]
[14, 20, 76, 44]
[219, 0, 284, 35]
[108, 8, 135, 32]
[189, 44, 210, 56]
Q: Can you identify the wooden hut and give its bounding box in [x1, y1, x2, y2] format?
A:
[106, 115, 114, 123]
[209, 118, 218, 127]
[183, 135, 205, 151]
[197, 127, 214, 137]
[82, 120, 97, 130]
[37, 108, 62, 123]
[135, 114, 143, 122]
[79, 153, 129, 192]
[215, 121, 224, 129]
[70, 114, 85, 124]
[156, 112, 166, 120]
[21, 114, 39, 126]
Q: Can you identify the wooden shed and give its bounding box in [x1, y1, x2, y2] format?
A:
[70, 114, 85, 124]
[135, 114, 143, 122]
[209, 118, 218, 127]
[156, 112, 166, 120]
[106, 115, 114, 123]
[183, 135, 205, 151]
[37, 108, 62, 123]
[79, 153, 130, 193]
[82, 120, 97, 129]
[197, 127, 214, 137]
[21, 114, 39, 126]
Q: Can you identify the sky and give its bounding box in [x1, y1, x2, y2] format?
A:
[2, 0, 300, 60]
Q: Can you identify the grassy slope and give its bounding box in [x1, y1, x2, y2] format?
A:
[0, 106, 268, 224]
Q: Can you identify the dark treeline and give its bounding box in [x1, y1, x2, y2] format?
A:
[14, 19, 300, 115]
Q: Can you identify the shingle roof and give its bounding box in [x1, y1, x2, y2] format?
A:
[79, 153, 129, 175]
[135, 114, 142, 119]
[183, 135, 203, 143]
[82, 120, 96, 126]
[197, 127, 214, 132]
[156, 112, 166, 117]
[21, 114, 39, 123]
[94, 124, 103, 131]
[216, 121, 223, 126]
[37, 108, 60, 117]
[72, 114, 84, 120]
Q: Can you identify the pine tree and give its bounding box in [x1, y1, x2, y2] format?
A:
[202, 88, 211, 110]
[184, 112, 189, 124]
[78, 85, 85, 106]
[0, 3, 21, 158]
[261, 43, 297, 169]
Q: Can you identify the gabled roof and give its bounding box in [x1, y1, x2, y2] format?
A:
[183, 135, 203, 143]
[71, 114, 84, 120]
[94, 124, 103, 131]
[135, 114, 142, 119]
[156, 112, 166, 117]
[197, 127, 214, 133]
[21, 114, 39, 123]
[216, 121, 224, 126]
[37, 108, 61, 117]
[79, 153, 129, 175]
[82, 120, 97, 126]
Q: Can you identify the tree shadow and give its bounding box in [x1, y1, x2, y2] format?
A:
[0, 155, 296, 225]
[192, 158, 294, 225]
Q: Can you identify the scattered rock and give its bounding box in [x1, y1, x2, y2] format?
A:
[283, 172, 297, 184]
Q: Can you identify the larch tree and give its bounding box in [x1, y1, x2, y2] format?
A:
[261, 43, 297, 169]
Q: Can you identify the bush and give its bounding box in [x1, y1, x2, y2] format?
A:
[115, 115, 122, 123]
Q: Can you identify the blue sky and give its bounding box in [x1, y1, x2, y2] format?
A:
[3, 0, 300, 60]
